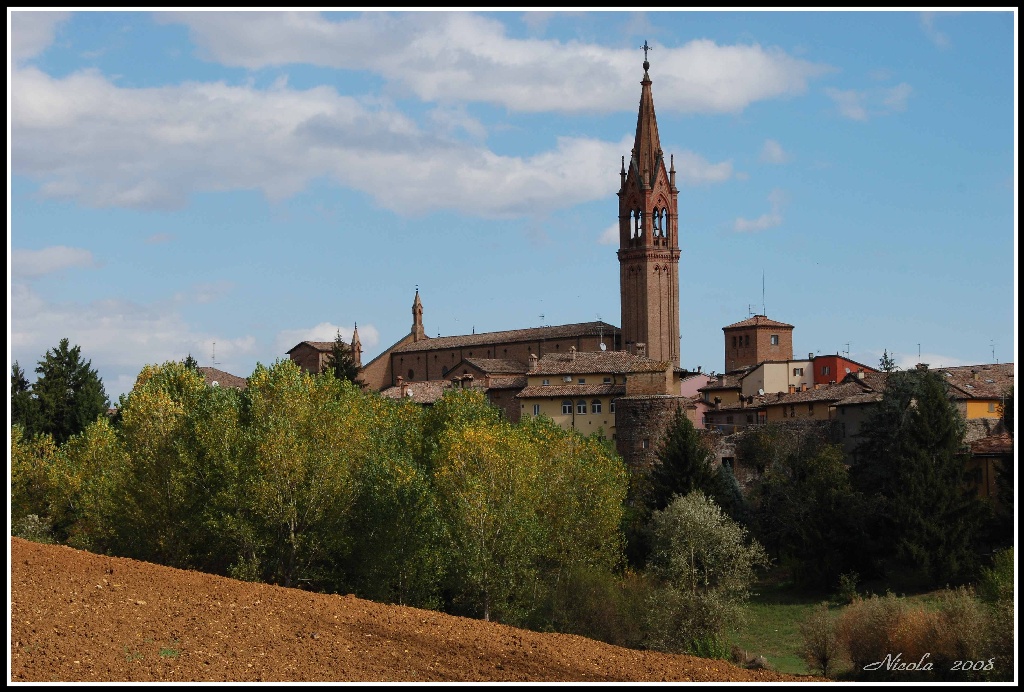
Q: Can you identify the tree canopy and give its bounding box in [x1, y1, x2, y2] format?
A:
[323, 330, 361, 385]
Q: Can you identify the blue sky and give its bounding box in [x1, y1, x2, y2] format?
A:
[8, 9, 1017, 401]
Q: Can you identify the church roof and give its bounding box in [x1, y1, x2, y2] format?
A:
[517, 383, 626, 399]
[722, 315, 794, 330]
[530, 350, 668, 375]
[461, 358, 529, 374]
[393, 321, 618, 353]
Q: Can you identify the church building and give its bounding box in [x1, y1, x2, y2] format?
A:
[288, 52, 695, 459]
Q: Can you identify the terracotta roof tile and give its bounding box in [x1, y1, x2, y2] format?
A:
[516, 384, 626, 399]
[530, 350, 668, 376]
[393, 321, 618, 353]
[934, 363, 1014, 399]
[461, 358, 529, 374]
[197, 367, 248, 390]
[722, 315, 794, 330]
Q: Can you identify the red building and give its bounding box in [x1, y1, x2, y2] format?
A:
[811, 354, 877, 385]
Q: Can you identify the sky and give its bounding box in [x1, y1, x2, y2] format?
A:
[8, 9, 1018, 402]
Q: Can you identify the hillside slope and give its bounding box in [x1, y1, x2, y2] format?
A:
[10, 538, 825, 683]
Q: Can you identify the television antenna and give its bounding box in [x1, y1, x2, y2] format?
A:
[844, 342, 850, 358]
[211, 341, 220, 368]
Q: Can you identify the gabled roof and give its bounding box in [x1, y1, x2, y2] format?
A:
[379, 380, 452, 404]
[196, 366, 247, 390]
[392, 321, 618, 354]
[286, 340, 335, 355]
[722, 315, 794, 330]
[764, 380, 873, 406]
[460, 358, 529, 375]
[517, 384, 626, 399]
[698, 367, 754, 392]
[529, 350, 668, 376]
[933, 363, 1014, 400]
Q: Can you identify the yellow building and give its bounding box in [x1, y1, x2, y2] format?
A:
[516, 349, 674, 439]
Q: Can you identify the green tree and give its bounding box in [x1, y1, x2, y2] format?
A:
[752, 436, 873, 589]
[31, 338, 109, 445]
[879, 349, 898, 373]
[852, 368, 986, 585]
[322, 329, 360, 384]
[11, 362, 38, 435]
[183, 353, 199, 370]
[647, 407, 717, 511]
[644, 492, 769, 655]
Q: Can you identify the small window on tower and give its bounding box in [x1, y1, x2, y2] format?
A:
[771, 334, 779, 345]
[745, 335, 750, 347]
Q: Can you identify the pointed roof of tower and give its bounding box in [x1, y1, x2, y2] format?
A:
[630, 55, 664, 189]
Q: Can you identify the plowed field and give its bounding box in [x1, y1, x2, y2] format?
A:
[10, 538, 827, 683]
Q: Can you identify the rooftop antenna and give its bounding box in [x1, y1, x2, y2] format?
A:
[211, 341, 220, 368]
[598, 315, 607, 351]
[918, 343, 921, 360]
[748, 304, 756, 317]
[844, 342, 850, 358]
[991, 340, 997, 364]
[540, 313, 545, 327]
[762, 271, 766, 316]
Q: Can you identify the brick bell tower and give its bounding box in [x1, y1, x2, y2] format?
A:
[618, 46, 681, 367]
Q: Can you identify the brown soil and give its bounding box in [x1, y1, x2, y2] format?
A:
[10, 537, 826, 683]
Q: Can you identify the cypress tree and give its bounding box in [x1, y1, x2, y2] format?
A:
[648, 407, 717, 511]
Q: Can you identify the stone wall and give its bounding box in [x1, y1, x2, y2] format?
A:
[614, 395, 695, 474]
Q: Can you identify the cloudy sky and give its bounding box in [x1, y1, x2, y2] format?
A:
[9, 10, 1017, 401]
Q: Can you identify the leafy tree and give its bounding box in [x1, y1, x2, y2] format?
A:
[879, 349, 898, 373]
[183, 353, 199, 370]
[647, 407, 717, 511]
[852, 368, 986, 585]
[10, 425, 59, 523]
[31, 338, 109, 445]
[644, 492, 769, 655]
[322, 329, 361, 385]
[11, 362, 38, 435]
[751, 436, 873, 589]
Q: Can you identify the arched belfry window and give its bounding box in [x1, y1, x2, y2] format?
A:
[653, 208, 663, 237]
[634, 209, 643, 240]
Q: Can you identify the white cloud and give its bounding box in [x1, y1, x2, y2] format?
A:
[883, 82, 913, 112]
[12, 66, 650, 217]
[146, 233, 174, 244]
[734, 188, 786, 233]
[920, 12, 952, 49]
[825, 87, 868, 121]
[160, 12, 830, 115]
[759, 139, 789, 164]
[597, 222, 619, 245]
[826, 83, 911, 121]
[672, 151, 734, 185]
[9, 282, 259, 401]
[10, 10, 70, 63]
[11, 246, 97, 279]
[273, 322, 380, 356]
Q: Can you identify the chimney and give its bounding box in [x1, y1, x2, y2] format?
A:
[529, 353, 539, 372]
[570, 345, 577, 361]
[857, 371, 865, 379]
[636, 342, 647, 358]
[788, 384, 796, 394]
[809, 352, 814, 360]
[397, 376, 407, 397]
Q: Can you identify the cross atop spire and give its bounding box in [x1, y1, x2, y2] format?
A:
[642, 40, 652, 63]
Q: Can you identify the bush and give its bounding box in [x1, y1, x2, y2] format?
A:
[12, 514, 55, 544]
[643, 492, 769, 656]
[799, 602, 842, 678]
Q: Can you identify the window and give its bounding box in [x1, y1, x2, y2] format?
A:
[793, 367, 804, 376]
[603, 376, 612, 384]
[408, 369, 414, 380]
[988, 402, 997, 413]
[561, 400, 572, 415]
[744, 335, 750, 347]
[578, 378, 586, 384]
[732, 335, 737, 348]
[533, 404, 541, 416]
[610, 401, 616, 413]
[591, 400, 602, 414]
[822, 365, 831, 376]
[771, 334, 779, 345]
[782, 407, 787, 418]
[642, 439, 649, 449]
[808, 403, 815, 415]
[577, 400, 587, 415]
[542, 379, 550, 386]
[789, 404, 796, 417]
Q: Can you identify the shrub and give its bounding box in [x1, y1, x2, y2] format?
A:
[799, 602, 842, 678]
[12, 514, 55, 544]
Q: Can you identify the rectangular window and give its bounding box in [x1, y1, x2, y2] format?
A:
[745, 335, 750, 346]
[808, 403, 815, 415]
[793, 367, 803, 376]
[578, 378, 586, 384]
[732, 336, 737, 348]
[610, 401, 616, 413]
[533, 404, 541, 416]
[822, 366, 831, 375]
[642, 439, 649, 449]
[591, 400, 602, 414]
[771, 334, 779, 345]
[603, 376, 612, 384]
[988, 402, 997, 413]
[542, 379, 550, 386]
[577, 401, 587, 415]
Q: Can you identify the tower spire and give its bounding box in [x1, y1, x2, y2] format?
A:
[617, 48, 681, 368]
[351, 322, 362, 368]
[411, 287, 425, 342]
